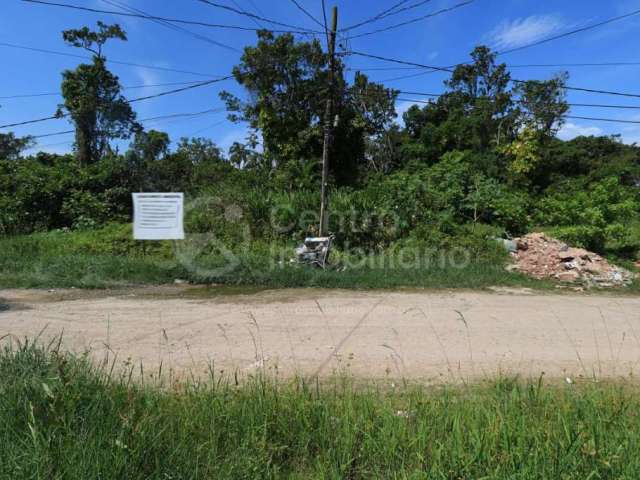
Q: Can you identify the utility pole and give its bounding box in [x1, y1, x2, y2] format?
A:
[319, 6, 337, 237]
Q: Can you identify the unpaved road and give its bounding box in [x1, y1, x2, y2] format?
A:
[2, 287, 640, 382]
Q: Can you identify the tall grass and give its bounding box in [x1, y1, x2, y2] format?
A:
[0, 224, 549, 290]
[2, 340, 640, 478]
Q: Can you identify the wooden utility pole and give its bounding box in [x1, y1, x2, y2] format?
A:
[319, 6, 338, 237]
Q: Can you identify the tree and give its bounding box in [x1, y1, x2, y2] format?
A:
[399, 46, 518, 165]
[220, 31, 328, 167]
[515, 73, 569, 137]
[229, 133, 263, 170]
[60, 22, 140, 166]
[0, 132, 34, 160]
[445, 46, 517, 151]
[221, 30, 397, 186]
[365, 124, 404, 174]
[130, 130, 170, 163]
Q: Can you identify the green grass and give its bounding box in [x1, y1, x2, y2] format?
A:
[0, 224, 550, 290]
[2, 341, 640, 479]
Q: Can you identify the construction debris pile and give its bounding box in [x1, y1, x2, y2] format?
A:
[508, 233, 636, 287]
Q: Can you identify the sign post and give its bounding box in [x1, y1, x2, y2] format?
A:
[132, 193, 184, 241]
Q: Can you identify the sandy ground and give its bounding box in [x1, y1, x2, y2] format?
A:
[2, 287, 640, 382]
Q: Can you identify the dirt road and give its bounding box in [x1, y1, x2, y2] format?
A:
[2, 287, 640, 382]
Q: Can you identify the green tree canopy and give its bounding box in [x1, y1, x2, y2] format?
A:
[221, 30, 397, 186]
[0, 132, 34, 160]
[60, 22, 140, 166]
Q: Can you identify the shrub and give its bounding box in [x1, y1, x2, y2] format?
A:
[536, 177, 640, 252]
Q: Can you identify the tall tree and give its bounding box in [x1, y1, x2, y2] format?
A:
[221, 30, 396, 186]
[399, 46, 519, 165]
[445, 46, 517, 151]
[60, 22, 140, 166]
[515, 73, 569, 137]
[130, 129, 170, 163]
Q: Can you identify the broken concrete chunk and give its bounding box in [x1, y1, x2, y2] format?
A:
[507, 232, 636, 288]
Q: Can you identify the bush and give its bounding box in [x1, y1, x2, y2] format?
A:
[536, 177, 640, 252]
[60, 190, 109, 230]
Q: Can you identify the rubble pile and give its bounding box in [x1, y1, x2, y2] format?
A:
[508, 233, 635, 287]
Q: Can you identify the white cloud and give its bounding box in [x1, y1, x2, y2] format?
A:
[132, 66, 162, 91]
[489, 15, 566, 50]
[557, 122, 603, 140]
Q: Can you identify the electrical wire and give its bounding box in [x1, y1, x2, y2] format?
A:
[101, 0, 240, 52]
[21, 0, 320, 35]
[346, 0, 475, 40]
[229, 0, 263, 28]
[287, 0, 326, 29]
[349, 61, 640, 72]
[348, 50, 640, 98]
[508, 62, 640, 68]
[0, 77, 232, 129]
[341, 0, 411, 32]
[396, 92, 640, 110]
[321, 0, 330, 47]
[0, 41, 224, 78]
[196, 0, 321, 33]
[0, 81, 208, 100]
[344, 0, 439, 33]
[565, 115, 640, 124]
[497, 8, 640, 56]
[25, 109, 229, 150]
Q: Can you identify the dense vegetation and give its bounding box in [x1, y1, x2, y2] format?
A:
[1, 24, 639, 287]
[2, 340, 640, 478]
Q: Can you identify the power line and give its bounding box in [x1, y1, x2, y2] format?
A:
[0, 81, 207, 100]
[348, 50, 640, 99]
[497, 8, 640, 56]
[344, 0, 438, 32]
[35, 109, 225, 138]
[346, 0, 475, 40]
[396, 92, 640, 110]
[349, 61, 640, 72]
[141, 107, 226, 123]
[508, 62, 640, 68]
[287, 0, 325, 29]
[349, 7, 640, 88]
[21, 0, 319, 35]
[356, 61, 640, 84]
[26, 109, 229, 149]
[321, 0, 330, 45]
[0, 77, 233, 129]
[395, 97, 640, 124]
[0, 41, 223, 78]
[229, 0, 263, 28]
[101, 0, 240, 52]
[377, 70, 439, 83]
[558, 103, 640, 110]
[246, 0, 267, 18]
[341, 0, 411, 32]
[127, 76, 232, 103]
[0, 114, 67, 130]
[377, 0, 436, 19]
[196, 0, 321, 33]
[566, 115, 640, 125]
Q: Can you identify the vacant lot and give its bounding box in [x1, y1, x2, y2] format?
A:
[2, 287, 640, 381]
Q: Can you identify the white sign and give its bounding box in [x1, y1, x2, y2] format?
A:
[132, 193, 184, 240]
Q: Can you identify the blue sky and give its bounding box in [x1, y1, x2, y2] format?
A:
[2, 0, 640, 156]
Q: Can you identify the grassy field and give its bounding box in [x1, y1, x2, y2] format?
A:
[2, 340, 640, 479]
[0, 224, 553, 290]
